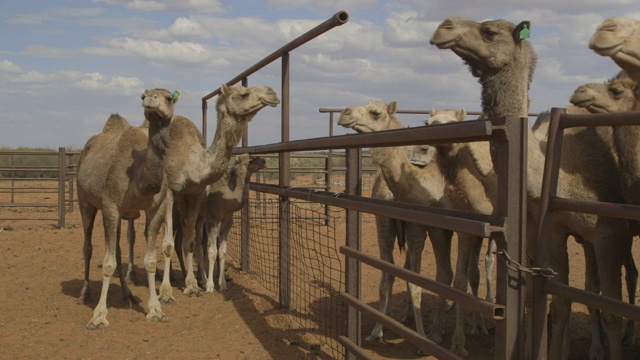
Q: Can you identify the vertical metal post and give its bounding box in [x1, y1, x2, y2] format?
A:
[10, 154, 15, 204]
[58, 147, 66, 228]
[202, 100, 208, 145]
[278, 52, 291, 309]
[240, 76, 251, 272]
[532, 108, 565, 360]
[344, 147, 361, 360]
[492, 116, 527, 359]
[325, 111, 334, 225]
[67, 153, 74, 213]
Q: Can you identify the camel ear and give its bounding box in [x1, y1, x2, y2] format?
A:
[171, 90, 181, 104]
[220, 83, 231, 96]
[513, 21, 531, 43]
[430, 108, 436, 116]
[458, 108, 466, 121]
[388, 101, 398, 115]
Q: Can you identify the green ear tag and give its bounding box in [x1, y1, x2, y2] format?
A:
[519, 24, 530, 40]
[172, 90, 180, 101]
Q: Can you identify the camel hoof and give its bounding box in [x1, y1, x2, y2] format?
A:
[146, 310, 169, 323]
[183, 285, 204, 297]
[450, 343, 468, 358]
[159, 284, 175, 304]
[365, 334, 383, 342]
[471, 326, 489, 336]
[86, 316, 109, 330]
[428, 331, 444, 345]
[218, 282, 228, 292]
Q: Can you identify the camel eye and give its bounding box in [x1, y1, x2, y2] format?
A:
[370, 110, 382, 118]
[481, 29, 497, 41]
[239, 92, 250, 99]
[610, 87, 624, 97]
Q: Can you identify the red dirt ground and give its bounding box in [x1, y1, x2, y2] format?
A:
[1, 203, 640, 359]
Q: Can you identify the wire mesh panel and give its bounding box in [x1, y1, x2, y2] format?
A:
[227, 197, 347, 358]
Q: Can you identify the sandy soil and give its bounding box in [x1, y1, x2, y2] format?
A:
[1, 200, 640, 359]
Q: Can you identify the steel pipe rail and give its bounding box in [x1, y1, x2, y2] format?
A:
[551, 196, 640, 222]
[556, 111, 640, 129]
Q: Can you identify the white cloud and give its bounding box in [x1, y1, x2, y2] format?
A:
[265, 0, 377, 12]
[168, 17, 210, 39]
[105, 37, 228, 67]
[95, 0, 226, 13]
[383, 11, 436, 47]
[0, 60, 22, 74]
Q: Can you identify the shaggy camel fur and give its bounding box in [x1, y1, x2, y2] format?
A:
[432, 17, 632, 360]
[590, 17, 640, 81]
[194, 154, 266, 293]
[76, 88, 180, 329]
[338, 102, 489, 355]
[163, 84, 279, 299]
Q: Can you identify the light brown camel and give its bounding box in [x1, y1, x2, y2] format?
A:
[590, 17, 640, 81]
[338, 102, 489, 354]
[76, 88, 180, 329]
[570, 72, 640, 345]
[425, 109, 496, 302]
[194, 154, 266, 293]
[163, 84, 279, 299]
[431, 17, 631, 360]
[367, 142, 455, 347]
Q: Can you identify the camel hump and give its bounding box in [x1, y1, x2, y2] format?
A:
[102, 113, 130, 132]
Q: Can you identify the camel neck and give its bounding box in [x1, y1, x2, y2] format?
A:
[203, 113, 245, 185]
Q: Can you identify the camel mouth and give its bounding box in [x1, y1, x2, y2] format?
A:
[410, 160, 427, 168]
[262, 99, 280, 107]
[430, 36, 460, 49]
[589, 40, 623, 56]
[569, 98, 594, 109]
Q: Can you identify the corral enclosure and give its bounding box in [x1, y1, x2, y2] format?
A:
[2, 10, 640, 360]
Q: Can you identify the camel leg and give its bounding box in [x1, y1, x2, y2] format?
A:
[427, 227, 453, 345]
[623, 247, 637, 346]
[143, 205, 169, 321]
[125, 219, 138, 285]
[179, 195, 204, 297]
[86, 211, 119, 330]
[172, 207, 186, 281]
[470, 236, 489, 336]
[194, 216, 208, 288]
[450, 232, 476, 358]
[77, 201, 97, 305]
[485, 239, 496, 303]
[582, 240, 606, 360]
[404, 222, 428, 355]
[114, 222, 136, 306]
[156, 195, 175, 304]
[204, 218, 219, 293]
[217, 216, 232, 291]
[548, 232, 571, 360]
[595, 235, 626, 360]
[366, 214, 398, 342]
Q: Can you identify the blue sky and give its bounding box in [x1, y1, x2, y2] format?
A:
[1, 0, 639, 149]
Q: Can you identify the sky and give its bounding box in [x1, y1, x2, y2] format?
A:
[1, 0, 639, 149]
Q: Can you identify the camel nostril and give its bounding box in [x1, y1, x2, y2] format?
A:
[342, 108, 352, 115]
[439, 18, 455, 29]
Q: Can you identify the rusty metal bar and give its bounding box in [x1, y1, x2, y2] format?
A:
[543, 278, 640, 322]
[237, 119, 496, 154]
[344, 147, 361, 360]
[337, 335, 372, 360]
[550, 196, 640, 221]
[278, 51, 291, 310]
[532, 107, 566, 359]
[339, 292, 464, 360]
[556, 110, 640, 129]
[340, 246, 504, 320]
[202, 11, 349, 102]
[319, 107, 541, 118]
[250, 183, 501, 237]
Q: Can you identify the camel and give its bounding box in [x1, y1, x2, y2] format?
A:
[338, 102, 491, 355]
[366, 140, 456, 347]
[193, 154, 267, 293]
[425, 108, 496, 302]
[76, 88, 180, 329]
[590, 17, 640, 81]
[431, 17, 632, 360]
[570, 72, 640, 344]
[162, 84, 279, 299]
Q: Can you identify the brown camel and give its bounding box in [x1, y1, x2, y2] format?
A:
[338, 102, 489, 353]
[164, 84, 279, 299]
[590, 17, 640, 81]
[195, 154, 266, 293]
[431, 17, 631, 360]
[76, 88, 180, 329]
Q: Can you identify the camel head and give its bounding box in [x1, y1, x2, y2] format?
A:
[570, 72, 640, 113]
[142, 88, 180, 124]
[217, 84, 280, 123]
[406, 145, 436, 168]
[590, 17, 640, 81]
[247, 156, 267, 174]
[337, 101, 401, 133]
[430, 17, 533, 77]
[426, 108, 467, 126]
